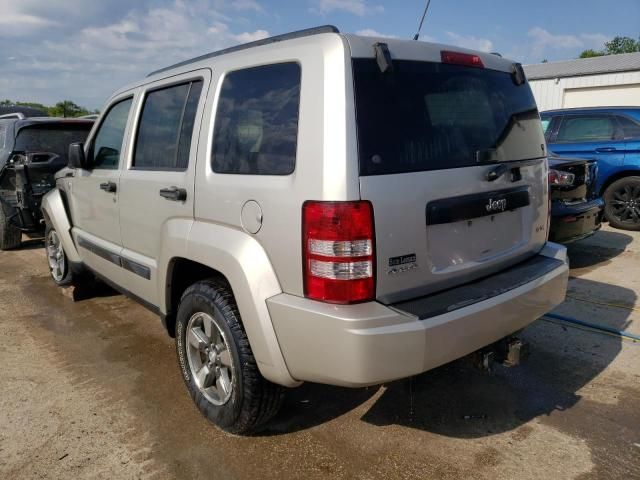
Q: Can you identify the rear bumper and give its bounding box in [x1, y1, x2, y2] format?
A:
[550, 198, 604, 244]
[268, 242, 568, 387]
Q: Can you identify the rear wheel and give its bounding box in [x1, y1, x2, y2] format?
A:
[604, 176, 640, 231]
[45, 224, 73, 286]
[0, 204, 21, 250]
[176, 280, 284, 434]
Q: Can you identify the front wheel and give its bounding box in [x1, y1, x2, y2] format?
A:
[45, 225, 74, 286]
[603, 176, 640, 231]
[175, 280, 284, 434]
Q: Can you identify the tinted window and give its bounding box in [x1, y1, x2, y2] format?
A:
[134, 80, 203, 170]
[14, 124, 92, 161]
[616, 115, 640, 139]
[556, 115, 615, 142]
[212, 63, 301, 175]
[541, 119, 551, 134]
[353, 59, 543, 175]
[91, 98, 133, 169]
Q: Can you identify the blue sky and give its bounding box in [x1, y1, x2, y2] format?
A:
[1, 0, 638, 109]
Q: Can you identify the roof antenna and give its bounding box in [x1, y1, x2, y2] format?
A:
[413, 0, 432, 41]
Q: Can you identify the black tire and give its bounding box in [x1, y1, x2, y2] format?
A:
[0, 204, 21, 250]
[603, 176, 640, 231]
[44, 224, 74, 286]
[175, 279, 284, 434]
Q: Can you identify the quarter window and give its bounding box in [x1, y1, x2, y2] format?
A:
[134, 80, 203, 170]
[556, 115, 616, 142]
[212, 63, 301, 175]
[91, 98, 133, 170]
[616, 115, 640, 139]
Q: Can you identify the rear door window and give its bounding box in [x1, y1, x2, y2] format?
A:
[556, 115, 616, 142]
[352, 59, 544, 176]
[133, 80, 203, 170]
[212, 62, 301, 175]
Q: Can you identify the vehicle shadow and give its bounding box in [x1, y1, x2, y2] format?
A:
[566, 229, 633, 271]
[19, 238, 45, 250]
[263, 277, 631, 438]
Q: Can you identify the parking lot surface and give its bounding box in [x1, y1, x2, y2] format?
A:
[1, 226, 639, 480]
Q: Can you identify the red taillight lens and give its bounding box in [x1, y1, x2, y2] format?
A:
[441, 50, 484, 68]
[548, 169, 575, 186]
[302, 201, 375, 304]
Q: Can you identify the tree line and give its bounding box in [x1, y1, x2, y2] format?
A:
[579, 35, 640, 58]
[0, 99, 99, 118]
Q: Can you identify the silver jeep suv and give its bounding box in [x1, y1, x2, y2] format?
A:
[42, 26, 569, 433]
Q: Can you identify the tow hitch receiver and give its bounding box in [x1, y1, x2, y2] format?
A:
[472, 336, 530, 371]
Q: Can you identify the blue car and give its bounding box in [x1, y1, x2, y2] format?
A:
[541, 107, 640, 231]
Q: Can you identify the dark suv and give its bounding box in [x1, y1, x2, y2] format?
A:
[541, 107, 640, 230]
[0, 117, 93, 249]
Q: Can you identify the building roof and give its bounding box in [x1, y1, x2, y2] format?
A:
[523, 52, 640, 80]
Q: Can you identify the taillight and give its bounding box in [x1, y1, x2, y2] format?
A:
[549, 169, 575, 186]
[302, 201, 375, 304]
[441, 50, 484, 68]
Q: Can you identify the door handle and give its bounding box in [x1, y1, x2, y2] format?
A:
[159, 186, 187, 202]
[99, 181, 117, 193]
[595, 147, 616, 152]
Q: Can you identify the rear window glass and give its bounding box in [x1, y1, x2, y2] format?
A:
[14, 124, 92, 162]
[556, 115, 615, 142]
[353, 59, 544, 176]
[212, 62, 301, 175]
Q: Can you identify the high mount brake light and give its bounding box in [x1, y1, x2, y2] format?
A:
[302, 201, 375, 304]
[441, 50, 484, 68]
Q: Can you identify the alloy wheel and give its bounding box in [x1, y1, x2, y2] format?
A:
[46, 230, 66, 282]
[609, 184, 640, 226]
[186, 312, 235, 405]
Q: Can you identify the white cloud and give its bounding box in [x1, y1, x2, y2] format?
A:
[0, 0, 270, 109]
[356, 29, 397, 39]
[313, 0, 383, 16]
[445, 32, 493, 53]
[526, 27, 610, 60]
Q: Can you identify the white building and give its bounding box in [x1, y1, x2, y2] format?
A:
[523, 52, 640, 112]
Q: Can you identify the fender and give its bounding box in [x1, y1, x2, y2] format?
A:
[41, 189, 81, 263]
[158, 220, 300, 388]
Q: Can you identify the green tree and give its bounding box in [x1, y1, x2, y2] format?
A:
[579, 35, 640, 58]
[47, 100, 96, 118]
[579, 48, 605, 58]
[604, 36, 640, 54]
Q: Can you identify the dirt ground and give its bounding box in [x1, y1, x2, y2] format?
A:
[0, 225, 639, 480]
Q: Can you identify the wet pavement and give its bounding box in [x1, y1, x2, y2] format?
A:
[0, 227, 639, 479]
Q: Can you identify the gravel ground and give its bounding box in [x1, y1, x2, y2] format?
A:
[0, 226, 639, 480]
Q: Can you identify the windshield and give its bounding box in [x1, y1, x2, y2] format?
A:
[14, 124, 92, 162]
[353, 59, 545, 176]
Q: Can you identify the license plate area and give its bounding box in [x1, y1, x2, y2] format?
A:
[426, 187, 529, 272]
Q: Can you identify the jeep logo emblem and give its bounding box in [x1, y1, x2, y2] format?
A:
[486, 198, 507, 212]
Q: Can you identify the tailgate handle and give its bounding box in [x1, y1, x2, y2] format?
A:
[159, 186, 187, 202]
[595, 147, 616, 152]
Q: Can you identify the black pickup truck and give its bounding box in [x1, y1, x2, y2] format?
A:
[548, 154, 604, 243]
[0, 117, 93, 249]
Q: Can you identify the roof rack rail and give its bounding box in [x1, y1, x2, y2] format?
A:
[0, 112, 26, 120]
[147, 25, 340, 78]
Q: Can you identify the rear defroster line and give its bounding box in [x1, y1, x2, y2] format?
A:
[542, 312, 640, 342]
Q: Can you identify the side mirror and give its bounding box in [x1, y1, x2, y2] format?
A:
[68, 142, 87, 169]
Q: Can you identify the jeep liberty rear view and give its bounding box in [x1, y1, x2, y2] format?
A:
[42, 26, 568, 433]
